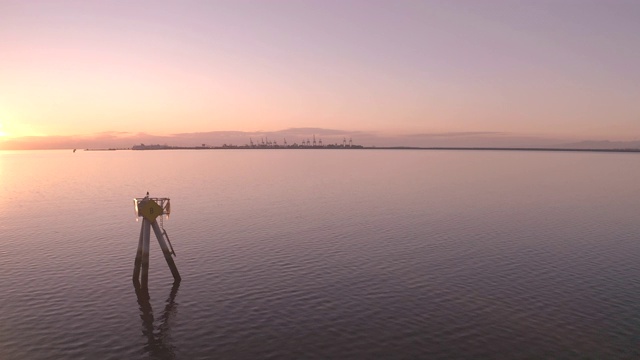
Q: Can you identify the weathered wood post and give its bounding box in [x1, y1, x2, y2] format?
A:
[133, 194, 181, 288]
[133, 222, 144, 283]
[140, 218, 152, 288]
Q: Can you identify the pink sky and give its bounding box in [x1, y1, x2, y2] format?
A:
[1, 0, 639, 149]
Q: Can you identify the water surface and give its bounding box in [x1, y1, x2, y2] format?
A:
[1, 149, 639, 359]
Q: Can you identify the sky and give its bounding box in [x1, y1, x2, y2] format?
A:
[1, 0, 639, 149]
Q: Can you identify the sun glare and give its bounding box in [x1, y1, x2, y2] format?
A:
[0, 121, 42, 138]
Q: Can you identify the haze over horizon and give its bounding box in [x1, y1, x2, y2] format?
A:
[2, 1, 639, 150]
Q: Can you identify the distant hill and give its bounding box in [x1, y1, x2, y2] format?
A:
[560, 140, 640, 150]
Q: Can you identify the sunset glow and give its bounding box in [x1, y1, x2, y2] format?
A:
[1, 1, 639, 149]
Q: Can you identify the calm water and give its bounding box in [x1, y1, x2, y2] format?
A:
[1, 149, 639, 359]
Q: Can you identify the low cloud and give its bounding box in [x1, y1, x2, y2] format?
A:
[0, 131, 163, 150]
[405, 131, 506, 138]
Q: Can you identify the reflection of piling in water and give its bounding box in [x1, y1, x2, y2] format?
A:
[132, 195, 181, 288]
[134, 281, 180, 359]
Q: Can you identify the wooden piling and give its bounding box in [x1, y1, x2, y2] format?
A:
[133, 196, 180, 288]
[151, 221, 181, 283]
[133, 222, 144, 284]
[140, 218, 151, 289]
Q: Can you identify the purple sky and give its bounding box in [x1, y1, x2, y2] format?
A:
[1, 0, 639, 148]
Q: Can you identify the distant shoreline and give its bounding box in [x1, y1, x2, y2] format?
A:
[368, 147, 640, 153]
[80, 146, 640, 153]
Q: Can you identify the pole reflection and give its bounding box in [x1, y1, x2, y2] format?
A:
[134, 282, 180, 359]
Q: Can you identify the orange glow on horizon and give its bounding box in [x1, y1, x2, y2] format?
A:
[0, 118, 47, 139]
